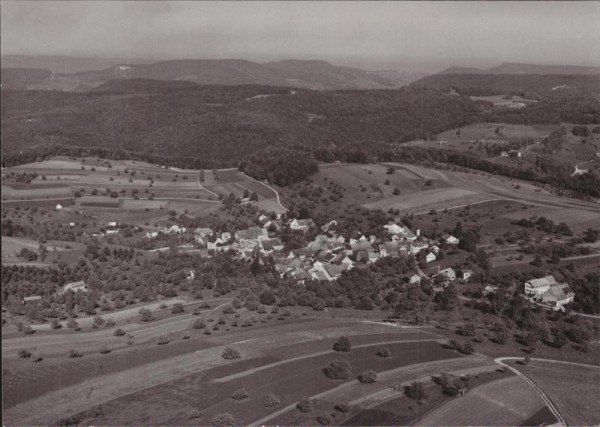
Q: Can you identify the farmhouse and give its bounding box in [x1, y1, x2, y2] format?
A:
[55, 204, 63, 210]
[106, 221, 119, 235]
[61, 280, 89, 294]
[236, 226, 268, 241]
[439, 268, 457, 282]
[409, 274, 422, 285]
[289, 218, 316, 232]
[23, 295, 42, 304]
[461, 270, 473, 281]
[443, 234, 460, 245]
[483, 285, 498, 295]
[161, 224, 187, 234]
[425, 252, 437, 263]
[524, 275, 558, 296]
[539, 284, 575, 310]
[145, 231, 158, 239]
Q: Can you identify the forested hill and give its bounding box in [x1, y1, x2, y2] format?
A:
[1, 85, 480, 168]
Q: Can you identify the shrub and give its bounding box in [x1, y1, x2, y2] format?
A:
[334, 403, 350, 413]
[211, 413, 235, 427]
[31, 353, 43, 362]
[138, 308, 154, 322]
[222, 347, 241, 360]
[222, 305, 235, 314]
[296, 398, 314, 413]
[171, 303, 185, 314]
[358, 369, 377, 384]
[377, 348, 392, 358]
[333, 336, 352, 352]
[316, 413, 333, 425]
[93, 316, 104, 327]
[69, 349, 83, 358]
[99, 346, 111, 354]
[50, 319, 62, 329]
[23, 326, 35, 335]
[66, 318, 79, 329]
[230, 388, 249, 401]
[182, 334, 190, 340]
[406, 381, 428, 402]
[324, 359, 351, 379]
[192, 319, 206, 329]
[263, 393, 281, 408]
[18, 349, 32, 358]
[157, 335, 170, 345]
[114, 328, 126, 336]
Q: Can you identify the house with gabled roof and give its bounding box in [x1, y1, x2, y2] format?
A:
[409, 274, 422, 285]
[425, 252, 437, 263]
[442, 234, 460, 245]
[524, 275, 558, 296]
[60, 280, 89, 294]
[289, 218, 316, 232]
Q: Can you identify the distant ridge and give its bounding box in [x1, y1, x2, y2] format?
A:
[439, 62, 600, 75]
[91, 78, 200, 93]
[0, 57, 425, 91]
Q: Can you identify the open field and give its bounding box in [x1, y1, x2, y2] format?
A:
[415, 376, 546, 426]
[4, 157, 285, 214]
[2, 319, 444, 425]
[2, 236, 83, 265]
[509, 360, 600, 426]
[63, 340, 456, 426]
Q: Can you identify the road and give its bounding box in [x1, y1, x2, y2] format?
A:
[243, 172, 288, 213]
[493, 357, 600, 426]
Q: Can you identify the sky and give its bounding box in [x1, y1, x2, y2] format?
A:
[2, 1, 599, 72]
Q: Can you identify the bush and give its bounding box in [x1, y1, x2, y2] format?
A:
[99, 346, 111, 354]
[104, 319, 115, 328]
[230, 388, 249, 401]
[192, 319, 206, 329]
[377, 347, 392, 358]
[31, 353, 43, 362]
[114, 328, 126, 336]
[324, 359, 351, 379]
[358, 369, 377, 384]
[316, 413, 333, 426]
[263, 393, 281, 408]
[93, 316, 104, 327]
[171, 303, 184, 314]
[406, 381, 428, 402]
[50, 319, 62, 329]
[222, 347, 241, 360]
[23, 326, 35, 335]
[138, 308, 154, 322]
[18, 349, 32, 358]
[333, 336, 352, 352]
[222, 305, 235, 314]
[334, 403, 350, 413]
[69, 349, 83, 358]
[66, 318, 79, 329]
[296, 398, 314, 413]
[157, 335, 170, 345]
[211, 413, 235, 427]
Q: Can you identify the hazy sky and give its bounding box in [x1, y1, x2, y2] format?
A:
[2, 1, 599, 72]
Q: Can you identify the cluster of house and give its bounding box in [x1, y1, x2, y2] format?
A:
[524, 275, 575, 310]
[145, 213, 466, 286]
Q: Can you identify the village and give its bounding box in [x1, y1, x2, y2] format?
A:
[81, 208, 578, 313]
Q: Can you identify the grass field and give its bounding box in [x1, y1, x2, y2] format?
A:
[469, 95, 538, 106]
[415, 376, 546, 426]
[70, 340, 456, 426]
[510, 360, 600, 426]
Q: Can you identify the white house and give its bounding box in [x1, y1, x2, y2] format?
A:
[409, 274, 422, 285]
[425, 252, 437, 263]
[105, 221, 119, 235]
[444, 234, 460, 245]
[462, 270, 474, 281]
[55, 204, 63, 210]
[289, 219, 315, 232]
[540, 285, 575, 310]
[145, 231, 158, 239]
[483, 285, 498, 295]
[524, 275, 558, 296]
[61, 280, 89, 294]
[384, 223, 404, 235]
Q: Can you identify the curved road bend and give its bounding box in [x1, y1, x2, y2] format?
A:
[493, 357, 600, 426]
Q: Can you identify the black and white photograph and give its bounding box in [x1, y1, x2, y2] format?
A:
[1, 1, 599, 426]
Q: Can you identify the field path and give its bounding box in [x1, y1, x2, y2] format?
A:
[197, 170, 220, 198]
